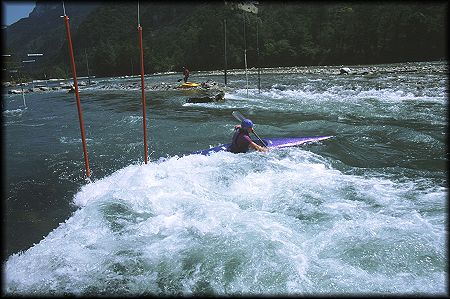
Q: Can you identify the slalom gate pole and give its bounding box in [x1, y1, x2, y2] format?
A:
[243, 12, 249, 98]
[223, 18, 228, 86]
[256, 17, 261, 93]
[62, 12, 91, 178]
[19, 73, 26, 107]
[138, 10, 148, 164]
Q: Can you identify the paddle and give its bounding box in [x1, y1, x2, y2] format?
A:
[232, 111, 268, 147]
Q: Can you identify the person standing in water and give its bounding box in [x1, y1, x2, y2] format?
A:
[228, 119, 268, 153]
[183, 66, 190, 83]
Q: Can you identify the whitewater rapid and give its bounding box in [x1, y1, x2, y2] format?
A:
[5, 148, 446, 295]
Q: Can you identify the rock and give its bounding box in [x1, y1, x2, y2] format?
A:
[340, 67, 351, 74]
[187, 91, 225, 103]
[201, 80, 219, 89]
[8, 89, 23, 94]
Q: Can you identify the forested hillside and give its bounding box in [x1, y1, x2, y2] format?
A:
[3, 1, 447, 80]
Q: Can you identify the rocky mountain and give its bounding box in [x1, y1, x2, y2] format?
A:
[4, 1, 99, 72]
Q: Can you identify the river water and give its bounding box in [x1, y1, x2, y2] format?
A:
[2, 61, 448, 295]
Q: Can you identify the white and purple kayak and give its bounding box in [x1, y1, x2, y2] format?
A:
[192, 136, 334, 156]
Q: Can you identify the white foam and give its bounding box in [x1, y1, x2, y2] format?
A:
[4, 149, 447, 295]
[3, 108, 26, 116]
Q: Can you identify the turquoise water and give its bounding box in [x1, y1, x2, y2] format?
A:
[3, 62, 448, 295]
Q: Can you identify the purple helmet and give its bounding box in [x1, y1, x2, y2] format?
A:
[241, 119, 254, 129]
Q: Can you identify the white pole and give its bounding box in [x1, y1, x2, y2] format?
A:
[243, 12, 249, 98]
[244, 49, 249, 98]
[22, 89, 26, 108]
[137, 0, 140, 27]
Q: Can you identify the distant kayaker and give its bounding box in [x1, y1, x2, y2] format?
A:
[227, 119, 268, 153]
[183, 66, 190, 83]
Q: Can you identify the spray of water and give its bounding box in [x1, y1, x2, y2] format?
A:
[4, 148, 446, 295]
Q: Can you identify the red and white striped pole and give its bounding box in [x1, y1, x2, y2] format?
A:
[62, 3, 91, 177]
[138, 2, 148, 164]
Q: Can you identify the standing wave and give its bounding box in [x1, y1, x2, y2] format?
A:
[4, 148, 446, 295]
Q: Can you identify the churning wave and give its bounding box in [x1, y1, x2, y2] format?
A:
[4, 148, 446, 295]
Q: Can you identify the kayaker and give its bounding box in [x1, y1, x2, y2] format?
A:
[183, 66, 190, 83]
[228, 119, 268, 153]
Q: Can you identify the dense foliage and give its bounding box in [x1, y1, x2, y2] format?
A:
[4, 1, 448, 80]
